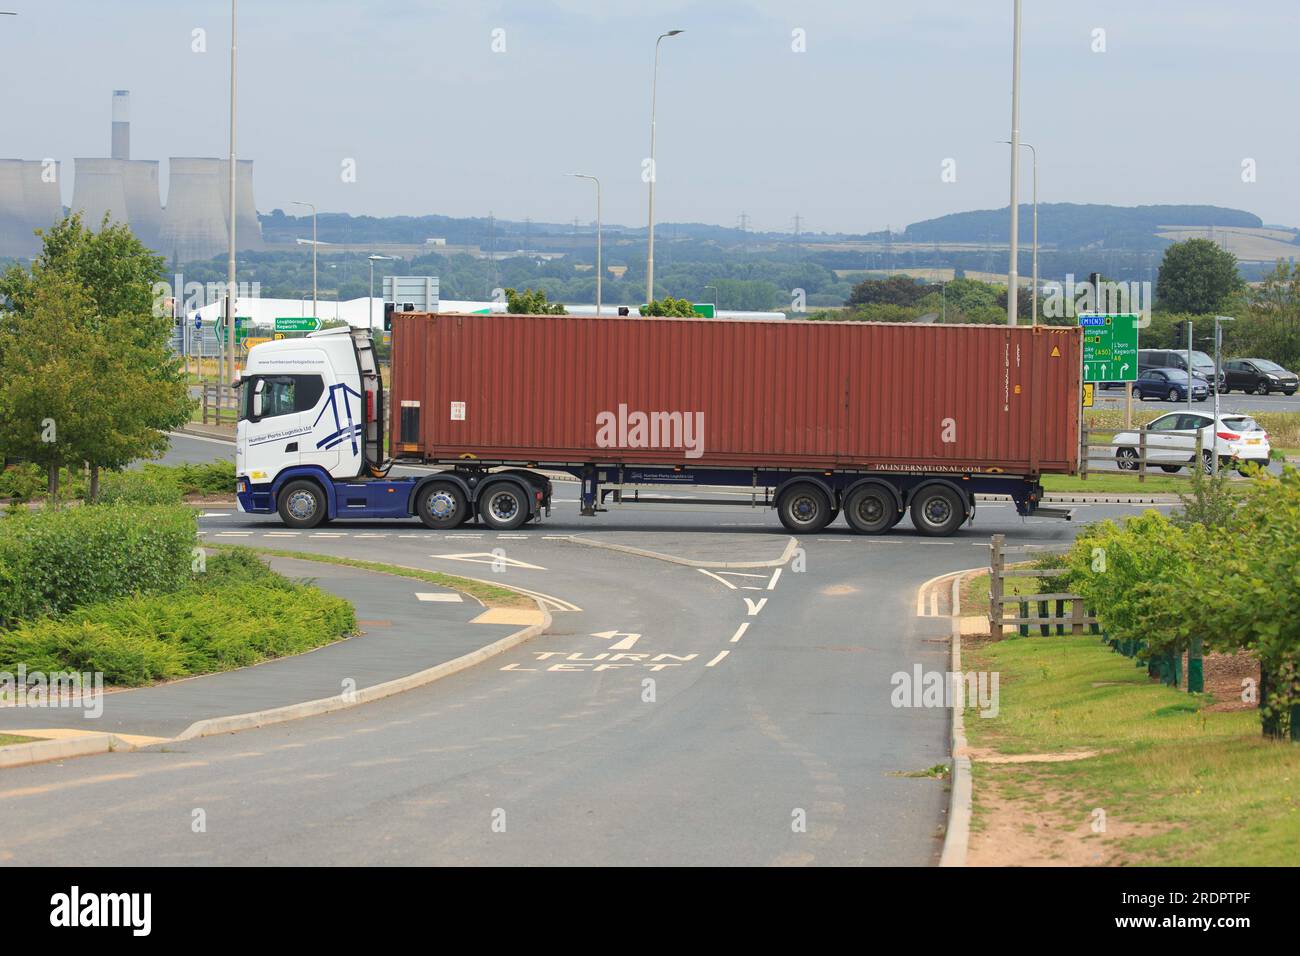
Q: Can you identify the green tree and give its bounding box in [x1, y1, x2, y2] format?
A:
[1155, 238, 1243, 314]
[0, 215, 192, 499]
[641, 296, 697, 317]
[504, 287, 567, 314]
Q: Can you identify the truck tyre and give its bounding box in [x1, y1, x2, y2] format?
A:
[278, 479, 327, 530]
[416, 481, 469, 529]
[909, 485, 965, 537]
[478, 482, 529, 531]
[844, 484, 896, 534]
[777, 483, 833, 533]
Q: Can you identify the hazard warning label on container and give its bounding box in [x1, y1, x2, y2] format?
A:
[450, 401, 466, 421]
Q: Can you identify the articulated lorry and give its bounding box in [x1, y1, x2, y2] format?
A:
[235, 312, 1082, 536]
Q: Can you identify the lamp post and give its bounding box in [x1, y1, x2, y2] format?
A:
[368, 255, 395, 329]
[225, 0, 238, 399]
[704, 285, 718, 311]
[567, 174, 602, 316]
[1211, 315, 1235, 476]
[1000, 139, 1038, 324]
[1006, 0, 1022, 326]
[645, 29, 684, 308]
[293, 200, 317, 319]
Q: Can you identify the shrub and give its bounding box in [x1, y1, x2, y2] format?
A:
[0, 504, 196, 627]
[0, 463, 88, 502]
[0, 550, 355, 685]
[143, 460, 234, 496]
[96, 470, 184, 506]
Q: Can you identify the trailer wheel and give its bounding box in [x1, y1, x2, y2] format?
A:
[479, 482, 529, 531]
[278, 479, 327, 530]
[777, 484, 833, 533]
[909, 485, 965, 537]
[844, 485, 896, 534]
[416, 481, 468, 529]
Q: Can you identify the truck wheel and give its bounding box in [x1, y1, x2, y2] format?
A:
[844, 485, 896, 534]
[416, 481, 468, 529]
[278, 479, 327, 529]
[777, 484, 832, 533]
[909, 485, 965, 537]
[478, 482, 529, 531]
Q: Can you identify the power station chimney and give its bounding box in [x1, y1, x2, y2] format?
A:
[111, 90, 130, 161]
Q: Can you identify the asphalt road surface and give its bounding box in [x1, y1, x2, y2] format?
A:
[0, 433, 1177, 866]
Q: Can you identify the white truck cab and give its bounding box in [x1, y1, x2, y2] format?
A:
[235, 327, 384, 521]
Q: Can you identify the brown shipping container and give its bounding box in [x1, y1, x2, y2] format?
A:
[389, 313, 1081, 476]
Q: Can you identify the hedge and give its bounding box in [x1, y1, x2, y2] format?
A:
[0, 549, 355, 685]
[0, 504, 195, 627]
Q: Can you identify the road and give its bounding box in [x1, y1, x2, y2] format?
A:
[0, 433, 1176, 865]
[1091, 387, 1300, 415]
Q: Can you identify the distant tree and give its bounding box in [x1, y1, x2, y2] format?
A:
[1155, 239, 1243, 314]
[504, 287, 567, 314]
[641, 296, 697, 317]
[845, 274, 927, 308]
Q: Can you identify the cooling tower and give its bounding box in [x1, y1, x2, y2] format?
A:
[160, 157, 227, 263]
[112, 90, 130, 161]
[0, 159, 35, 257]
[22, 160, 64, 239]
[70, 157, 130, 232]
[218, 159, 264, 251]
[122, 160, 162, 249]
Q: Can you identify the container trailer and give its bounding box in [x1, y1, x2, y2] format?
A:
[235, 313, 1081, 536]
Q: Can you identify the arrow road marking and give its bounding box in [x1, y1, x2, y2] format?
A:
[591, 629, 642, 651]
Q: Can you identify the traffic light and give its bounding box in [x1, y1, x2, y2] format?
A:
[383, 301, 394, 332]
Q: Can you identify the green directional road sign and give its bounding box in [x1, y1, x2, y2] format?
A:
[214, 315, 250, 337]
[275, 316, 321, 333]
[1079, 313, 1139, 382]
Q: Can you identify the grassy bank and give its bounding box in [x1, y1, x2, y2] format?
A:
[964, 635, 1300, 865]
[221, 546, 536, 609]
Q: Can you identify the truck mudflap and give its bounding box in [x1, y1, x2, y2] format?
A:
[1013, 482, 1072, 520]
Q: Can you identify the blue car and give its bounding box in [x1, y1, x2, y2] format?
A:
[1132, 368, 1210, 402]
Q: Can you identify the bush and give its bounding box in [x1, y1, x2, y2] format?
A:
[0, 463, 88, 502]
[143, 460, 234, 496]
[0, 504, 196, 627]
[96, 470, 184, 505]
[0, 549, 355, 685]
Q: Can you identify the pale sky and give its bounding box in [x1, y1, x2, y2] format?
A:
[5, 0, 1297, 234]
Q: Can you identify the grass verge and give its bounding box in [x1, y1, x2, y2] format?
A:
[0, 734, 41, 747]
[215, 545, 536, 610]
[1042, 472, 1211, 494]
[964, 635, 1300, 865]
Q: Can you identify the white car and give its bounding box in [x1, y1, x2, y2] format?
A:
[1113, 412, 1271, 475]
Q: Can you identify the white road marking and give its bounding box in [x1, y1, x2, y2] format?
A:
[697, 568, 737, 590]
[311, 533, 346, 538]
[429, 552, 546, 570]
[264, 531, 300, 536]
[199, 512, 231, 518]
[497, 534, 529, 539]
[446, 534, 483, 539]
[355, 533, 388, 538]
[743, 597, 768, 616]
[729, 622, 751, 644]
[705, 650, 730, 667]
[591, 630, 641, 651]
[416, 592, 463, 603]
[215, 531, 253, 537]
[767, 568, 783, 590]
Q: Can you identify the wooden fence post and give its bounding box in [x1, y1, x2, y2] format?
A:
[989, 534, 1004, 638]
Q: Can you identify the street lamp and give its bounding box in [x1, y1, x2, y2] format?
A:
[646, 28, 684, 308]
[292, 200, 317, 318]
[1001, 139, 1037, 324]
[704, 285, 718, 311]
[1211, 315, 1235, 476]
[225, 0, 239, 398]
[1006, 0, 1022, 326]
[368, 255, 395, 329]
[567, 173, 602, 316]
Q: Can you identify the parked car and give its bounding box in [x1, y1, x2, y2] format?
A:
[1131, 367, 1210, 402]
[1222, 358, 1299, 396]
[1113, 412, 1271, 475]
[1137, 348, 1225, 393]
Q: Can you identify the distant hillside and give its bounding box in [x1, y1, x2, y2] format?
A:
[902, 203, 1263, 250]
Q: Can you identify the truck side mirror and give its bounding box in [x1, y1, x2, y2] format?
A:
[252, 378, 265, 419]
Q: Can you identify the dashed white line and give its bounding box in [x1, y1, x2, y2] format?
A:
[729, 622, 751, 644]
[705, 650, 730, 667]
[416, 592, 463, 603]
[767, 568, 783, 590]
[697, 568, 737, 590]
